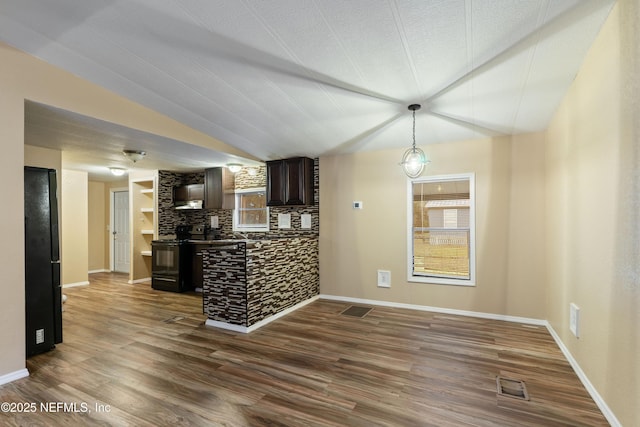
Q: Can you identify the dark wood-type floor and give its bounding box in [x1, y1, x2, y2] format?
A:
[1, 273, 608, 426]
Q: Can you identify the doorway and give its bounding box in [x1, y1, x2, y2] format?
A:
[110, 189, 130, 273]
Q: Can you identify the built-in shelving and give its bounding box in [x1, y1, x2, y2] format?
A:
[130, 174, 158, 283]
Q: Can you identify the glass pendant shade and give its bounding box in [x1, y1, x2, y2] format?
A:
[400, 104, 429, 178]
[401, 147, 427, 178]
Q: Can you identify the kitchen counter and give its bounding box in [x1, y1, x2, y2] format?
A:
[201, 236, 319, 331]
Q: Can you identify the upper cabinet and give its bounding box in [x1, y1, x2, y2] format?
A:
[266, 157, 314, 206]
[173, 183, 204, 210]
[204, 167, 235, 209]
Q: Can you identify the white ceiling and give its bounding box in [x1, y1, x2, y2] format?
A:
[1, 0, 616, 180]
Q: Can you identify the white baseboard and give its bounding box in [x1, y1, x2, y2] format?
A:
[545, 323, 620, 427]
[88, 269, 109, 274]
[0, 368, 29, 386]
[128, 277, 151, 284]
[62, 281, 90, 288]
[319, 294, 547, 326]
[205, 295, 320, 333]
[320, 294, 618, 426]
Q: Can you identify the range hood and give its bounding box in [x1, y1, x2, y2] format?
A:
[174, 199, 203, 210]
[173, 183, 204, 210]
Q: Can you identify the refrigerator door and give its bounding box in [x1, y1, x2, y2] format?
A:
[52, 260, 63, 344]
[24, 167, 61, 357]
[48, 169, 63, 344]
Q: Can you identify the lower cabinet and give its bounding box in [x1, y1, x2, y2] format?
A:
[192, 245, 205, 289]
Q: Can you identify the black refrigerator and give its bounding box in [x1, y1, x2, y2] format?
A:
[24, 166, 62, 357]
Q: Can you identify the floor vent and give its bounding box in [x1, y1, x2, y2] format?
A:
[163, 315, 185, 323]
[341, 306, 373, 318]
[496, 376, 530, 401]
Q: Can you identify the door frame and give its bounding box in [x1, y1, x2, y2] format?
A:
[109, 187, 129, 272]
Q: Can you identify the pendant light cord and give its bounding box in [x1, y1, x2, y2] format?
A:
[412, 108, 417, 151]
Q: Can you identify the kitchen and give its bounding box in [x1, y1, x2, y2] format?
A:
[94, 158, 320, 332]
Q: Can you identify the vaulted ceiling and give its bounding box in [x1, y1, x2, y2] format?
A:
[1, 0, 616, 179]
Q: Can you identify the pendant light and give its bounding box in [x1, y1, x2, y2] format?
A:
[399, 104, 430, 178]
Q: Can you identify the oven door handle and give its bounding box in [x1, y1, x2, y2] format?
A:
[153, 277, 177, 283]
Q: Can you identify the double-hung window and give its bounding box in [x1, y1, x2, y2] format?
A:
[407, 173, 475, 286]
[233, 188, 269, 232]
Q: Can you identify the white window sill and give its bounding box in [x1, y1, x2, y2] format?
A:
[408, 274, 475, 287]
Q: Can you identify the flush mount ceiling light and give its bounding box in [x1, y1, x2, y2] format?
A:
[399, 104, 430, 178]
[109, 167, 126, 176]
[123, 149, 146, 163]
[226, 163, 242, 173]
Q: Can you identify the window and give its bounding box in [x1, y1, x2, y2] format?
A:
[233, 188, 269, 232]
[407, 174, 475, 286]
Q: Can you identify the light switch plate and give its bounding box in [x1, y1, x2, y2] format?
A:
[210, 215, 219, 228]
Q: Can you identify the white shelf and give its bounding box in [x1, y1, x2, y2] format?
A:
[140, 189, 154, 194]
[141, 250, 152, 257]
[141, 230, 154, 235]
[140, 207, 154, 213]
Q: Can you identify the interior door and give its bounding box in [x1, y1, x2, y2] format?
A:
[113, 190, 130, 273]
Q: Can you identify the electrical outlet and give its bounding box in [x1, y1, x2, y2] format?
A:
[569, 303, 580, 338]
[377, 270, 391, 288]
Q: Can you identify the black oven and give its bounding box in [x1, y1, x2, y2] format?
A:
[151, 224, 217, 292]
[151, 240, 192, 292]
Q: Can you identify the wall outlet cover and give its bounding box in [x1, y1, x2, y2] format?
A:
[300, 214, 312, 229]
[278, 213, 291, 229]
[377, 270, 391, 288]
[569, 303, 580, 338]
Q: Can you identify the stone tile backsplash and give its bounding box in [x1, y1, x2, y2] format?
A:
[158, 159, 319, 238]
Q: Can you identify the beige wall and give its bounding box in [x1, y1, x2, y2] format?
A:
[61, 170, 89, 286]
[545, 1, 639, 424]
[319, 133, 547, 318]
[88, 181, 106, 272]
[0, 41, 254, 381]
[24, 145, 62, 171]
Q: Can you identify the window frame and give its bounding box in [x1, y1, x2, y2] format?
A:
[406, 173, 476, 287]
[232, 187, 269, 233]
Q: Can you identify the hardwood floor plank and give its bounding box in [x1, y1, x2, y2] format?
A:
[0, 273, 608, 426]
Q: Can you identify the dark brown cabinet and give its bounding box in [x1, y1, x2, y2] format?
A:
[192, 244, 205, 290]
[266, 157, 314, 206]
[204, 167, 235, 209]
